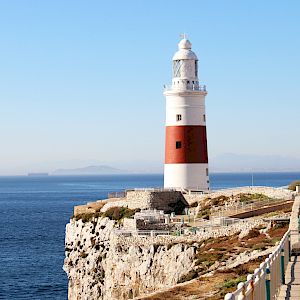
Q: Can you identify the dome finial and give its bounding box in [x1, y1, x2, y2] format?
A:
[180, 33, 187, 39]
[178, 33, 192, 50]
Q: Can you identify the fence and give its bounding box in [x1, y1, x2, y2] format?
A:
[211, 198, 290, 219]
[224, 230, 291, 300]
[113, 229, 171, 237]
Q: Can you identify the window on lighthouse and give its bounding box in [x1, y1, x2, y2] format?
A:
[176, 141, 182, 149]
[173, 60, 182, 77]
[176, 114, 182, 121]
[195, 60, 198, 77]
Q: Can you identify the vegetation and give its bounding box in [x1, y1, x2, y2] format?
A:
[103, 206, 140, 221]
[222, 276, 246, 289]
[238, 193, 271, 203]
[244, 228, 260, 239]
[73, 212, 103, 222]
[177, 270, 198, 283]
[196, 195, 230, 220]
[288, 180, 300, 191]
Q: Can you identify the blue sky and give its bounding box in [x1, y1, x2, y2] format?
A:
[0, 1, 299, 174]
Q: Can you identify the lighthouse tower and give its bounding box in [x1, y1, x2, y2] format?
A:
[164, 37, 209, 191]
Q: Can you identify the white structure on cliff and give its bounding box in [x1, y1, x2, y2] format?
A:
[164, 36, 209, 191]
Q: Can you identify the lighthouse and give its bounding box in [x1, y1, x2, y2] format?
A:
[164, 37, 209, 191]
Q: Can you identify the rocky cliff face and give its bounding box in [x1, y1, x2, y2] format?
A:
[63, 217, 196, 300]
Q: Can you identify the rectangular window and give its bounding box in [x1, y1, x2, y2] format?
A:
[173, 60, 182, 77]
[176, 114, 182, 121]
[203, 114, 206, 122]
[176, 141, 182, 149]
[206, 168, 209, 176]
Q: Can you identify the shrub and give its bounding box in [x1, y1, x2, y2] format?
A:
[244, 228, 260, 239]
[239, 193, 270, 203]
[74, 212, 103, 223]
[288, 180, 300, 191]
[103, 206, 139, 221]
[234, 265, 249, 276]
[223, 276, 246, 289]
[189, 201, 198, 208]
[177, 270, 198, 283]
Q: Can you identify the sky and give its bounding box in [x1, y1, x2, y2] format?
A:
[0, 0, 299, 175]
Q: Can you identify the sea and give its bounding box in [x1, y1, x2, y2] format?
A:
[0, 172, 300, 300]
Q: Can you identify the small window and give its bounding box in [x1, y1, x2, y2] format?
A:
[176, 141, 182, 149]
[207, 180, 210, 184]
[203, 114, 206, 122]
[176, 114, 182, 121]
[206, 168, 209, 176]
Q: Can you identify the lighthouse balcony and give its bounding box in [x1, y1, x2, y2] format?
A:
[164, 83, 206, 92]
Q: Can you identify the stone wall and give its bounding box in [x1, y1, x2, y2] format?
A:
[73, 187, 294, 218]
[184, 186, 294, 205]
[100, 190, 188, 213]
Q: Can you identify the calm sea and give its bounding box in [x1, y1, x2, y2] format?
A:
[0, 172, 299, 299]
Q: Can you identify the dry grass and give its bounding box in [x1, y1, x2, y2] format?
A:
[138, 223, 289, 300]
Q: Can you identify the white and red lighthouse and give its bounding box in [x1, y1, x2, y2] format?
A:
[164, 37, 209, 191]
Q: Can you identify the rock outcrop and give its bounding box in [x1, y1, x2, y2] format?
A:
[64, 217, 196, 300]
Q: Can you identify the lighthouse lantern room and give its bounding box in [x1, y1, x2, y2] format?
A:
[164, 37, 209, 191]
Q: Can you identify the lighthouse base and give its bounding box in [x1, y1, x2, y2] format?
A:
[164, 163, 209, 191]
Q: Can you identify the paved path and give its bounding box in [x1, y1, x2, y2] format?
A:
[277, 256, 300, 300]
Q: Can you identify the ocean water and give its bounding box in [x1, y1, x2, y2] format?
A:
[0, 172, 300, 300]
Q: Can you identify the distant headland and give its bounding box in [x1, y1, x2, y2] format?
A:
[52, 165, 130, 176]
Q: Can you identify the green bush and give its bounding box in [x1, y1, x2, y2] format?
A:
[223, 276, 246, 289]
[74, 212, 103, 222]
[103, 206, 139, 221]
[288, 180, 300, 191]
[239, 193, 270, 203]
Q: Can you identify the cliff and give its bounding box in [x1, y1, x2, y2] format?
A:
[63, 217, 196, 300]
[64, 187, 294, 299]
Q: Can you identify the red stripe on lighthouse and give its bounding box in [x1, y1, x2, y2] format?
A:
[165, 125, 208, 164]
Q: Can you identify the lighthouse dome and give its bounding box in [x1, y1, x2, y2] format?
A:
[173, 38, 198, 61]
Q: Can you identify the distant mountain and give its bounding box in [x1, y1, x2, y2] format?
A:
[52, 165, 130, 175]
[210, 153, 300, 172]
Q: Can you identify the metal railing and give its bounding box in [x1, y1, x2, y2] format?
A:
[131, 188, 177, 192]
[224, 230, 291, 300]
[164, 84, 207, 92]
[211, 198, 291, 218]
[113, 229, 171, 237]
